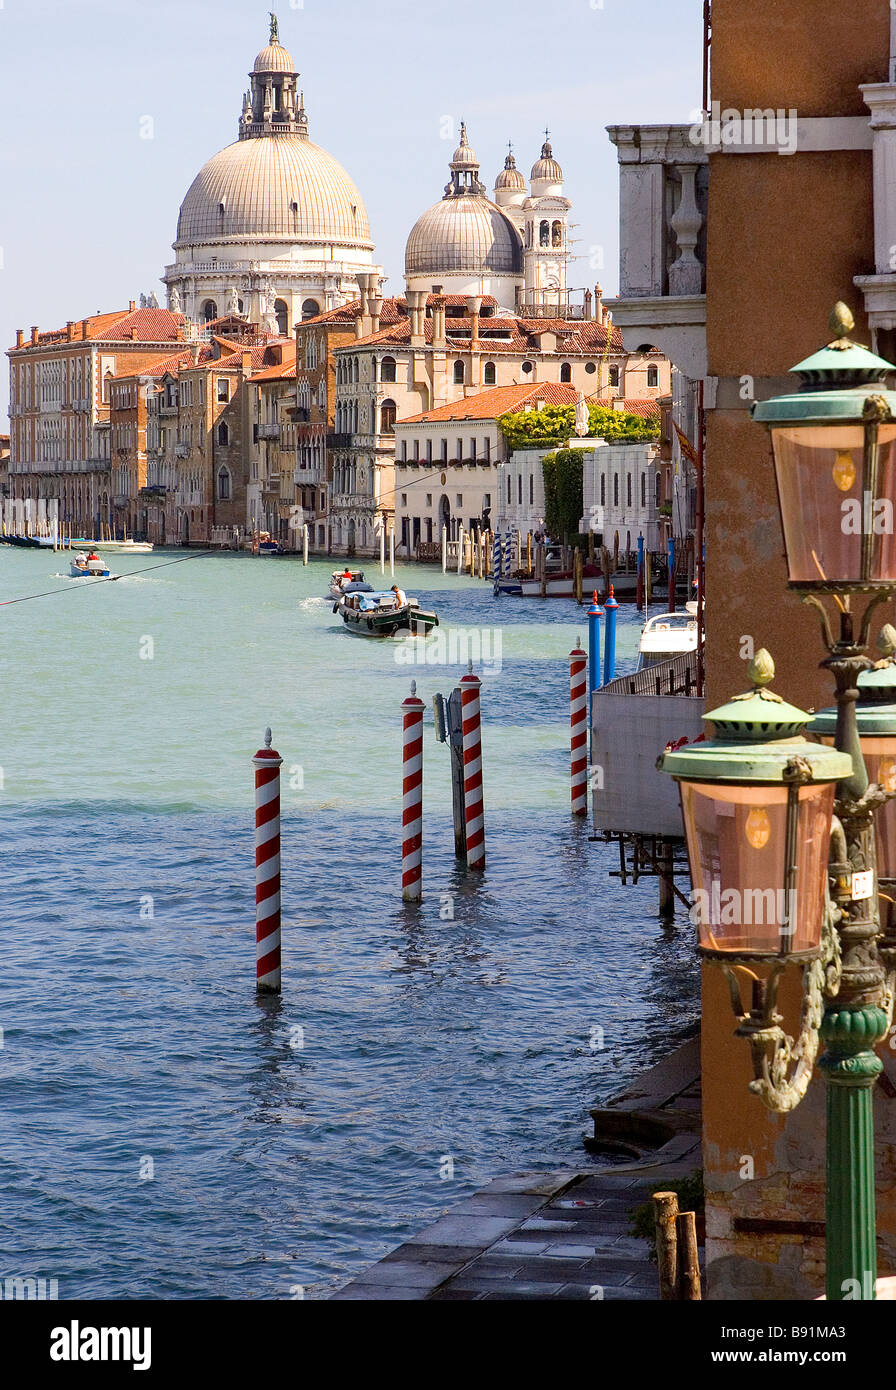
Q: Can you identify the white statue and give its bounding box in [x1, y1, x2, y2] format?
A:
[226, 286, 240, 317]
[262, 280, 279, 334]
[168, 286, 181, 314]
[139, 293, 147, 309]
[574, 390, 589, 438]
[147, 291, 159, 309]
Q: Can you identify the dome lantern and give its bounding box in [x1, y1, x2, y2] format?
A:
[531, 129, 564, 189]
[241, 14, 304, 139]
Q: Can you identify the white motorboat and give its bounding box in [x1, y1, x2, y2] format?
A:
[70, 551, 112, 578]
[637, 601, 699, 670]
[328, 568, 368, 600]
[71, 539, 153, 554]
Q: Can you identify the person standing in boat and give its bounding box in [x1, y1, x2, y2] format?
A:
[391, 584, 407, 609]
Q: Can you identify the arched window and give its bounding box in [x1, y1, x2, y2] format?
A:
[560, 362, 572, 383]
[275, 299, 289, 335]
[539, 220, 550, 246]
[655, 471, 662, 506]
[453, 360, 465, 385]
[483, 361, 496, 386]
[217, 467, 231, 499]
[371, 356, 378, 382]
[609, 366, 620, 387]
[217, 422, 229, 446]
[380, 399, 396, 435]
[302, 299, 320, 321]
[626, 474, 632, 507]
[201, 300, 218, 323]
[381, 356, 396, 383]
[647, 365, 659, 387]
[552, 220, 563, 247]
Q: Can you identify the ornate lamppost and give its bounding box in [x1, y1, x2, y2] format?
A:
[661, 305, 896, 1300]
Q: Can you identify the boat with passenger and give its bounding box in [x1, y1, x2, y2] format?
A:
[70, 551, 112, 578]
[334, 585, 439, 638]
[328, 567, 369, 600]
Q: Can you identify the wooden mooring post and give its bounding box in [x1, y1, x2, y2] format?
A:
[654, 1191, 702, 1300]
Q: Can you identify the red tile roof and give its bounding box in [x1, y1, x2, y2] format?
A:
[594, 397, 661, 419]
[398, 383, 598, 425]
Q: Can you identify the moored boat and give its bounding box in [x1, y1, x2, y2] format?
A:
[70, 539, 153, 553]
[637, 602, 698, 670]
[334, 587, 439, 638]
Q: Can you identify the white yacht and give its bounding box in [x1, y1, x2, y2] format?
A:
[637, 601, 699, 670]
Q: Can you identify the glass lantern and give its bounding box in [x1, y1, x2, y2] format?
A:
[660, 653, 852, 959]
[751, 304, 896, 591]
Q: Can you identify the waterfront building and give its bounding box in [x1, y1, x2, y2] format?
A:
[605, 0, 896, 1299]
[6, 305, 191, 534]
[162, 18, 382, 333]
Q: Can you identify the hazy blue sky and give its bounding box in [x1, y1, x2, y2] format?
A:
[0, 0, 703, 419]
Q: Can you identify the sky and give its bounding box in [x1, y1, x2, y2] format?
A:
[0, 0, 703, 421]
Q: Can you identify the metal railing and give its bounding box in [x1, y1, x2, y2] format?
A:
[600, 645, 702, 697]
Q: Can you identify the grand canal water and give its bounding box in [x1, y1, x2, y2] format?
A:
[0, 547, 698, 1299]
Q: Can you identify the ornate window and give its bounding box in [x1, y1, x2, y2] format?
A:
[275, 299, 289, 336]
[380, 399, 396, 435]
[217, 422, 229, 446]
[301, 299, 320, 320]
[560, 362, 572, 383]
[609, 366, 620, 387]
[201, 300, 218, 324]
[539, 220, 550, 247]
[217, 467, 231, 500]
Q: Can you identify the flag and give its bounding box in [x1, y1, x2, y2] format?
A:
[673, 420, 700, 467]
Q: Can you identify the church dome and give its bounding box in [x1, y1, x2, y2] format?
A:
[405, 197, 522, 276]
[405, 122, 523, 280]
[253, 40, 295, 74]
[175, 135, 373, 247]
[531, 138, 563, 183]
[495, 149, 525, 192]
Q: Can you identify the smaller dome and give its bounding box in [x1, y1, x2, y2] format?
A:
[253, 41, 295, 74]
[495, 150, 525, 191]
[531, 138, 563, 183]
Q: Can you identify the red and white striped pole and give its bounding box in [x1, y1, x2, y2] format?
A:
[402, 681, 425, 901]
[253, 728, 282, 992]
[460, 662, 485, 870]
[570, 638, 588, 817]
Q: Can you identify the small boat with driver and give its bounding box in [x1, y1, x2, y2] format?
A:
[334, 585, 439, 638]
[328, 567, 368, 600]
[70, 550, 112, 578]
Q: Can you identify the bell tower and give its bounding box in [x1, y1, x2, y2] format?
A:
[522, 131, 572, 315]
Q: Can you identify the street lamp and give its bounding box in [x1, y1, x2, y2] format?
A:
[663, 304, 896, 1301]
[661, 652, 851, 1102]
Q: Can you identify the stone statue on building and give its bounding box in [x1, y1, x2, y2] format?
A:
[147, 291, 159, 309]
[574, 390, 589, 438]
[269, 12, 279, 43]
[261, 280, 278, 334]
[226, 286, 240, 318]
[139, 294, 147, 308]
[168, 286, 181, 313]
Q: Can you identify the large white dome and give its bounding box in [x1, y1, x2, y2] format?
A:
[175, 135, 373, 249]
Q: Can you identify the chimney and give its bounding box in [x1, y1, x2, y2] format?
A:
[241, 351, 252, 374]
[406, 290, 425, 347]
[594, 283, 603, 323]
[129, 300, 136, 313]
[30, 326, 39, 344]
[356, 271, 375, 336]
[584, 289, 593, 321]
[81, 318, 89, 339]
[15, 329, 23, 348]
[535, 397, 546, 411]
[431, 297, 446, 350]
[466, 295, 482, 343]
[67, 320, 75, 341]
[191, 344, 201, 365]
[370, 287, 383, 336]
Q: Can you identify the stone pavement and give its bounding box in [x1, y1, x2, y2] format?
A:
[331, 1035, 701, 1301]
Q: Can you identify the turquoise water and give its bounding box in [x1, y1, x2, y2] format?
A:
[0, 548, 698, 1298]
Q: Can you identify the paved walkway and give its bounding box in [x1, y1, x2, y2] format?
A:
[331, 1035, 701, 1301]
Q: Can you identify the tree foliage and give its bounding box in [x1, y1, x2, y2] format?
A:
[498, 403, 659, 451]
[542, 449, 587, 540]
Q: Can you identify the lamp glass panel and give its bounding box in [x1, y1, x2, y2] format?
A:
[680, 781, 834, 954]
[817, 732, 896, 879]
[770, 423, 896, 584]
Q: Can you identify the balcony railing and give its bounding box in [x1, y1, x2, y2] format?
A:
[174, 443, 190, 458]
[258, 423, 281, 440]
[332, 492, 374, 510]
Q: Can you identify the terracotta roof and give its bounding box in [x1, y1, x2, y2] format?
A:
[594, 397, 661, 419]
[347, 314, 624, 355]
[112, 346, 216, 380]
[252, 359, 300, 382]
[398, 383, 598, 425]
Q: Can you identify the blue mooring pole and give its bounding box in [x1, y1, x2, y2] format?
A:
[667, 535, 676, 613]
[587, 590, 603, 716]
[602, 585, 618, 685]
